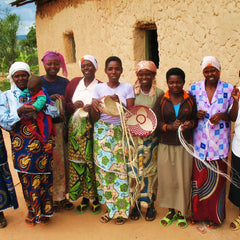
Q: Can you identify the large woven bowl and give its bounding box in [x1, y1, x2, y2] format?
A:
[99, 96, 120, 117]
[125, 105, 157, 137]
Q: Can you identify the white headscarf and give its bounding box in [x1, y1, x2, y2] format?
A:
[200, 56, 221, 72]
[7, 62, 31, 90]
[79, 55, 98, 71]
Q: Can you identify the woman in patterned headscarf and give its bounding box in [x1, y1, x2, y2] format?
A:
[129, 60, 163, 222]
[41, 51, 73, 212]
[0, 62, 59, 226]
[65, 55, 101, 215]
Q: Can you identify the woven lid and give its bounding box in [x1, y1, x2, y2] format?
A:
[125, 105, 157, 137]
[99, 96, 120, 117]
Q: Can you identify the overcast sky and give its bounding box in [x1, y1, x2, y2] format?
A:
[2, 1, 36, 35]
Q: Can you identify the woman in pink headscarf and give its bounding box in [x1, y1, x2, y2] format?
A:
[129, 60, 164, 222]
[41, 51, 73, 212]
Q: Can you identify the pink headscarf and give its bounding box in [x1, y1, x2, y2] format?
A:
[41, 51, 68, 77]
[134, 60, 157, 97]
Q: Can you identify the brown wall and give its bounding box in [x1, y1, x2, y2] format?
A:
[36, 0, 240, 91]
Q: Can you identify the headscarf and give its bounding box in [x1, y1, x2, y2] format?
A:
[134, 60, 157, 97]
[7, 61, 31, 90]
[200, 56, 221, 72]
[41, 51, 68, 77]
[79, 55, 98, 71]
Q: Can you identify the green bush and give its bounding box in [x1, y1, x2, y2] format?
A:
[0, 80, 10, 91]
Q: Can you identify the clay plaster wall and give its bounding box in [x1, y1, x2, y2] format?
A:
[36, 0, 240, 91]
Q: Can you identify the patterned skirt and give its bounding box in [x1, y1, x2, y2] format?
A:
[68, 117, 97, 201]
[128, 133, 158, 207]
[192, 158, 227, 224]
[94, 120, 130, 219]
[18, 172, 53, 223]
[0, 129, 18, 211]
[0, 163, 18, 212]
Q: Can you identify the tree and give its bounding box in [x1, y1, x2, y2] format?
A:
[0, 12, 20, 72]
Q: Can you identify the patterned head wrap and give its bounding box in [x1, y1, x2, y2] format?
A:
[201, 56, 221, 72]
[7, 61, 31, 90]
[134, 60, 157, 97]
[79, 55, 98, 71]
[41, 51, 68, 77]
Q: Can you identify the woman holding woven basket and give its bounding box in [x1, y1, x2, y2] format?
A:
[91, 56, 135, 225]
[153, 67, 197, 229]
[128, 60, 164, 221]
[65, 55, 101, 215]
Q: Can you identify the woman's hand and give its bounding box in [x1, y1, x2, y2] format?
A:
[92, 98, 102, 112]
[231, 85, 240, 102]
[167, 120, 182, 131]
[73, 100, 84, 111]
[17, 105, 36, 116]
[83, 104, 92, 112]
[50, 94, 62, 101]
[209, 112, 228, 125]
[181, 120, 193, 130]
[110, 94, 119, 102]
[197, 110, 207, 119]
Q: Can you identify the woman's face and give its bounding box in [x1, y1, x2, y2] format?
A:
[137, 69, 155, 88]
[167, 75, 184, 94]
[203, 66, 219, 83]
[105, 61, 123, 84]
[81, 60, 96, 79]
[44, 59, 60, 76]
[12, 70, 29, 90]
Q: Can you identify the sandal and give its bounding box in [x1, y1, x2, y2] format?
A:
[114, 217, 126, 225]
[130, 203, 141, 221]
[25, 212, 36, 227]
[145, 205, 156, 221]
[53, 201, 61, 212]
[207, 221, 219, 230]
[90, 201, 101, 215]
[159, 211, 178, 226]
[100, 212, 111, 223]
[230, 216, 240, 231]
[40, 216, 50, 225]
[0, 212, 7, 228]
[60, 199, 74, 211]
[176, 217, 188, 229]
[187, 218, 196, 225]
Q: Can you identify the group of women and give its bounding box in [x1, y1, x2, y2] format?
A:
[0, 53, 240, 231]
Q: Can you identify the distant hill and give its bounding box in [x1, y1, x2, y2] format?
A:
[17, 35, 27, 40]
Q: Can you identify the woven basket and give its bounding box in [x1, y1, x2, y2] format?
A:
[125, 105, 157, 137]
[99, 96, 120, 117]
[74, 107, 88, 118]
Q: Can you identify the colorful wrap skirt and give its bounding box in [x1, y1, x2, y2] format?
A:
[18, 172, 53, 223]
[68, 117, 98, 201]
[10, 120, 54, 222]
[192, 158, 227, 224]
[0, 129, 18, 211]
[94, 120, 130, 219]
[128, 132, 158, 208]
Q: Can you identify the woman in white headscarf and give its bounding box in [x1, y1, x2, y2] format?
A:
[65, 55, 102, 214]
[189, 56, 236, 228]
[0, 62, 58, 226]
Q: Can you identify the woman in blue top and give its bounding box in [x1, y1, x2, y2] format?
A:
[41, 51, 73, 212]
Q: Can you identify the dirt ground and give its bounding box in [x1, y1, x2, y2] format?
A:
[1, 130, 240, 240]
